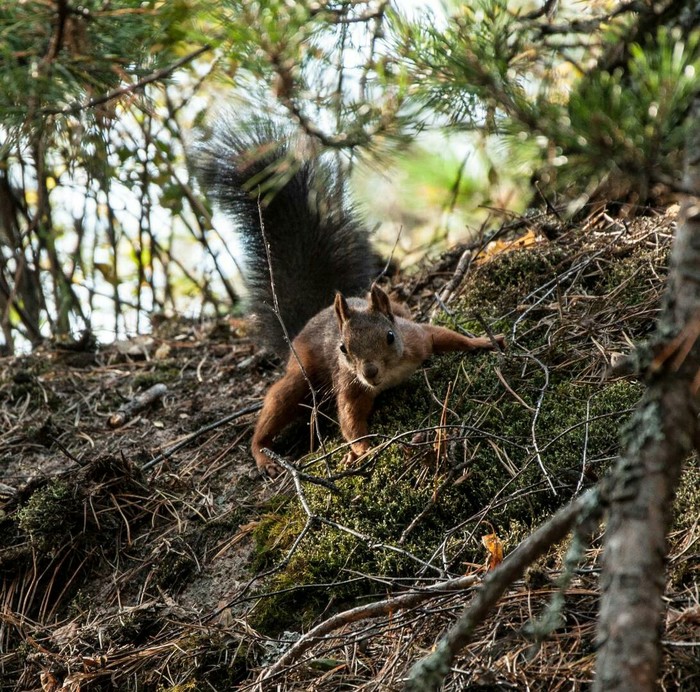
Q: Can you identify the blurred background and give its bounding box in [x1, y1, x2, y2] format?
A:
[1, 0, 697, 353]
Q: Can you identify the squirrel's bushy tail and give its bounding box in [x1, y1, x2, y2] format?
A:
[193, 118, 375, 356]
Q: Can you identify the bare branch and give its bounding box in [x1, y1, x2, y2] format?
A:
[259, 573, 479, 684]
[405, 486, 604, 691]
[40, 45, 211, 116]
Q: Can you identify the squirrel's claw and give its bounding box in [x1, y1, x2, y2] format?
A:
[255, 447, 284, 478]
[342, 450, 359, 467]
[342, 441, 373, 467]
[260, 460, 283, 478]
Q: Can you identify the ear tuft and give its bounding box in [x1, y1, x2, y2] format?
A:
[369, 283, 394, 320]
[334, 292, 352, 327]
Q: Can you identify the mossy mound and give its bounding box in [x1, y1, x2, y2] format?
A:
[250, 214, 687, 635]
[1, 209, 696, 691]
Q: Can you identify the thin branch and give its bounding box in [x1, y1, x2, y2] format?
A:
[41, 45, 211, 115]
[259, 574, 479, 684]
[405, 486, 604, 691]
[141, 402, 263, 471]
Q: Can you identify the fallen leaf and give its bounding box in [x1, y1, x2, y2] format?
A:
[482, 532, 504, 571]
[473, 229, 541, 265]
[40, 671, 60, 692]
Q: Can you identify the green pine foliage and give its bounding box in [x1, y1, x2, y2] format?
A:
[392, 1, 700, 207]
[565, 28, 700, 201]
[1, 1, 699, 350]
[0, 1, 220, 351]
[0, 1, 184, 131]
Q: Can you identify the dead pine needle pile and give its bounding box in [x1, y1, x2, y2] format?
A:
[1, 207, 698, 691]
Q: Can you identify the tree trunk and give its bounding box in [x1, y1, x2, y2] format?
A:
[593, 96, 700, 690]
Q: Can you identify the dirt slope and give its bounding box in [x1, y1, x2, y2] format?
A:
[1, 208, 698, 691]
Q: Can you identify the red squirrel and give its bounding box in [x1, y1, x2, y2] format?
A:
[194, 119, 504, 477]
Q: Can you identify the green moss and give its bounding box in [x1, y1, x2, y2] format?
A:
[251, 361, 643, 635]
[674, 459, 700, 530]
[17, 480, 83, 553]
[254, 377, 629, 625]
[456, 246, 567, 319]
[251, 509, 306, 572]
[247, 237, 667, 637]
[669, 456, 700, 589]
[601, 248, 669, 303]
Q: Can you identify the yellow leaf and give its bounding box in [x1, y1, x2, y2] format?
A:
[474, 229, 541, 265]
[481, 532, 504, 571]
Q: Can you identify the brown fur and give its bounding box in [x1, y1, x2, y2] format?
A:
[252, 283, 504, 477]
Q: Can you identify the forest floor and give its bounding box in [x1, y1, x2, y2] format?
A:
[1, 206, 698, 691]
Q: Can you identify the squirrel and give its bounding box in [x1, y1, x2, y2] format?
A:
[194, 119, 505, 477]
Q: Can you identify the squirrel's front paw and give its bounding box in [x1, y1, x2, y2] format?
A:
[254, 446, 284, 478]
[342, 450, 359, 467]
[258, 459, 283, 478]
[342, 442, 371, 467]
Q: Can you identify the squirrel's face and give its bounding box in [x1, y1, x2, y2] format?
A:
[338, 312, 405, 389]
[334, 285, 406, 390]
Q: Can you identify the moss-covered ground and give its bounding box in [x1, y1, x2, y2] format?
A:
[0, 208, 697, 691]
[248, 218, 674, 637]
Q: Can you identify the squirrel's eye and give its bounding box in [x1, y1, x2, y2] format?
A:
[387, 330, 395, 345]
[339, 343, 348, 354]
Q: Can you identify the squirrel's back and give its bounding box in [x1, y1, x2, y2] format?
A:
[193, 118, 376, 355]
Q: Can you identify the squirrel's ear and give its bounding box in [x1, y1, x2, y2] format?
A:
[334, 292, 352, 327]
[369, 283, 394, 320]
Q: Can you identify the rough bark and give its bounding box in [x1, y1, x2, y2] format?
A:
[405, 98, 700, 692]
[593, 98, 700, 690]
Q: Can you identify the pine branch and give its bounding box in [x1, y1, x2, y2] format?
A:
[404, 486, 604, 691]
[40, 45, 211, 116]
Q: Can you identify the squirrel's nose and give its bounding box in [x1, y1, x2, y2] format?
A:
[363, 363, 379, 381]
